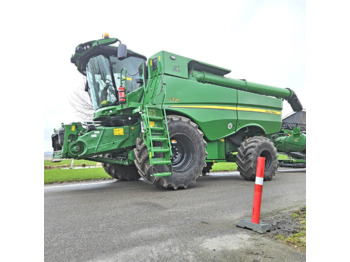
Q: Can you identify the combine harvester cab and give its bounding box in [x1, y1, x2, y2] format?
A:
[51, 34, 304, 189]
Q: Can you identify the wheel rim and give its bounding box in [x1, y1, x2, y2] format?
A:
[260, 150, 272, 170]
[170, 134, 194, 172]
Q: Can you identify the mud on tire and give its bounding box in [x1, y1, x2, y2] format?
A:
[236, 136, 278, 181]
[134, 115, 207, 189]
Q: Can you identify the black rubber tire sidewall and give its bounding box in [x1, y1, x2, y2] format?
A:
[237, 136, 278, 181]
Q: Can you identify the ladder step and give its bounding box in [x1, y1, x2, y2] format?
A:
[151, 158, 171, 165]
[150, 126, 164, 131]
[154, 172, 172, 177]
[153, 147, 170, 153]
[148, 116, 163, 121]
[151, 136, 168, 141]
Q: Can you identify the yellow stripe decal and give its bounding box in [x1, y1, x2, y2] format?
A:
[168, 105, 281, 115]
[122, 76, 132, 81]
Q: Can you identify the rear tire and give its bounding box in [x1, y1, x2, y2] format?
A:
[134, 115, 207, 189]
[236, 136, 278, 181]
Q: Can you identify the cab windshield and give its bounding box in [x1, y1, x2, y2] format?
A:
[86, 55, 145, 110]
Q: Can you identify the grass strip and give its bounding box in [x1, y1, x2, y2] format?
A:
[44, 159, 98, 167]
[211, 162, 237, 171]
[44, 168, 111, 184]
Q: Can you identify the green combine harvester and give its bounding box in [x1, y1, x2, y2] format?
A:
[51, 34, 305, 189]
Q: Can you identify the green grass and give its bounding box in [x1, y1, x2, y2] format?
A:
[277, 154, 291, 160]
[212, 162, 237, 171]
[44, 168, 111, 184]
[44, 159, 98, 167]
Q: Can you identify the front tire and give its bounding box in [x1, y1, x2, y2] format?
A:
[134, 115, 207, 189]
[236, 136, 278, 181]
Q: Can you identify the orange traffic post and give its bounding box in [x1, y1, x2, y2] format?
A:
[251, 156, 265, 224]
[236, 157, 271, 233]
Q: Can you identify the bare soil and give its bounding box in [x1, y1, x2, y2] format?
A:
[263, 206, 306, 252]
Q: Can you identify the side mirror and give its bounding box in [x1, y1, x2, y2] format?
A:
[117, 43, 127, 60]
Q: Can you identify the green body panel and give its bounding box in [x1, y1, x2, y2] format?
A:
[55, 122, 140, 161]
[52, 36, 303, 167]
[93, 102, 139, 120]
[162, 75, 238, 141]
[160, 75, 282, 140]
[167, 106, 237, 141]
[235, 90, 282, 135]
[152, 51, 189, 79]
[59, 122, 85, 157]
[206, 140, 226, 160]
[74, 125, 140, 157]
[150, 51, 231, 79]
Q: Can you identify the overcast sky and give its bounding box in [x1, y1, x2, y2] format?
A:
[43, 0, 306, 152]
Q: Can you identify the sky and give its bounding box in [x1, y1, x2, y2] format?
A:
[43, 0, 306, 152]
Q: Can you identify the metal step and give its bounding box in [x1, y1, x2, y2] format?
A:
[153, 147, 170, 153]
[151, 158, 172, 165]
[150, 126, 164, 131]
[148, 116, 163, 121]
[151, 136, 168, 141]
[154, 172, 172, 177]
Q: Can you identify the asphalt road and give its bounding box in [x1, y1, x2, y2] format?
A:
[45, 170, 306, 262]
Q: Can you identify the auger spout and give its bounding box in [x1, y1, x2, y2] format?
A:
[192, 70, 303, 112]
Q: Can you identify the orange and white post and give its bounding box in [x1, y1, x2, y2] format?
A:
[251, 156, 265, 224]
[236, 156, 271, 233]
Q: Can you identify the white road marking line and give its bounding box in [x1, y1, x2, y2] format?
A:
[44, 180, 116, 189]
